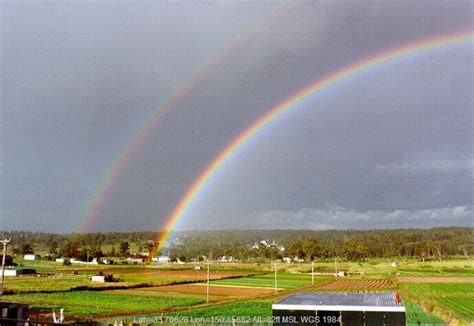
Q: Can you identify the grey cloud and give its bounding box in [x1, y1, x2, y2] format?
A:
[182, 206, 473, 231]
[376, 159, 474, 174]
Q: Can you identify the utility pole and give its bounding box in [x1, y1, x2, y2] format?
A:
[334, 256, 338, 276]
[1, 238, 11, 299]
[206, 259, 210, 303]
[311, 260, 314, 285]
[274, 263, 278, 293]
[87, 250, 90, 264]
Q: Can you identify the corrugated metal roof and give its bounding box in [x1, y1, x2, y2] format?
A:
[274, 292, 404, 308]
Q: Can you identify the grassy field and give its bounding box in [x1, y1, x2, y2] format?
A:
[6, 291, 204, 317]
[211, 274, 312, 290]
[435, 297, 474, 321]
[403, 282, 474, 323]
[4, 261, 257, 294]
[3, 275, 130, 293]
[405, 282, 474, 295]
[171, 299, 274, 318]
[2, 258, 474, 324]
[398, 261, 474, 277]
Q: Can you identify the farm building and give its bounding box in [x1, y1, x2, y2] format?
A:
[23, 254, 37, 261]
[272, 292, 405, 325]
[0, 302, 29, 324]
[91, 274, 114, 283]
[157, 256, 171, 263]
[0, 255, 14, 266]
[3, 269, 37, 277]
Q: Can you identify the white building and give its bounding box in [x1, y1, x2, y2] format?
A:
[219, 256, 234, 263]
[23, 254, 36, 261]
[91, 275, 106, 283]
[70, 258, 98, 265]
[126, 258, 144, 263]
[3, 269, 36, 276]
[283, 257, 292, 263]
[157, 256, 171, 263]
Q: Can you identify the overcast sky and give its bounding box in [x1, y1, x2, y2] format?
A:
[1, 1, 473, 233]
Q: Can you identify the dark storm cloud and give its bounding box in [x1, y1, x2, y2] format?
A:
[1, 1, 472, 232]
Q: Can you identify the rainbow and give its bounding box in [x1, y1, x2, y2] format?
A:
[154, 30, 473, 251]
[77, 3, 291, 232]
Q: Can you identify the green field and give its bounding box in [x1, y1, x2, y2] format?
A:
[405, 282, 474, 295]
[209, 271, 331, 290]
[4, 261, 259, 294]
[397, 261, 474, 277]
[5, 291, 204, 316]
[403, 282, 474, 323]
[2, 259, 474, 324]
[3, 275, 128, 293]
[172, 299, 274, 318]
[401, 303, 447, 326]
[436, 297, 474, 320]
[211, 275, 311, 289]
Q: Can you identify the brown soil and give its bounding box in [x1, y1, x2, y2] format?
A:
[106, 283, 275, 303]
[320, 279, 393, 289]
[136, 283, 274, 296]
[397, 277, 474, 283]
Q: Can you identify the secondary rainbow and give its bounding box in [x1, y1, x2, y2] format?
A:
[76, 3, 291, 232]
[154, 30, 473, 251]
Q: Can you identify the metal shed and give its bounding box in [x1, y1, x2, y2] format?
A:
[272, 292, 405, 325]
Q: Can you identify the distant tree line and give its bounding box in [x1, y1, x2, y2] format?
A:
[166, 227, 473, 262]
[0, 231, 160, 261]
[0, 227, 472, 262]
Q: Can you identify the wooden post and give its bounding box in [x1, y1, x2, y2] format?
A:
[206, 260, 210, 303]
[274, 263, 278, 293]
[0, 239, 11, 299]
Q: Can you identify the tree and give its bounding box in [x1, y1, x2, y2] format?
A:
[59, 239, 81, 258]
[108, 245, 116, 257]
[414, 242, 428, 262]
[146, 241, 158, 257]
[342, 240, 369, 261]
[137, 242, 143, 254]
[119, 241, 130, 257]
[302, 239, 319, 262]
[21, 243, 34, 255]
[48, 241, 58, 255]
[288, 240, 304, 260]
[432, 241, 444, 262]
